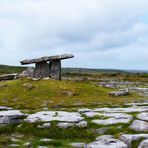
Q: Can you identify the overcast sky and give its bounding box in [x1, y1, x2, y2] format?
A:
[0, 0, 148, 70]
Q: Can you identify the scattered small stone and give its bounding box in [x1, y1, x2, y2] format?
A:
[9, 144, 19, 147]
[130, 120, 148, 132]
[76, 121, 87, 128]
[23, 83, 34, 89]
[109, 90, 129, 96]
[40, 139, 52, 142]
[37, 123, 51, 128]
[38, 146, 48, 148]
[57, 122, 75, 128]
[23, 142, 32, 147]
[11, 138, 20, 142]
[70, 142, 86, 148]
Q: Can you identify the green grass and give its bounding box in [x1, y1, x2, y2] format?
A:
[0, 78, 141, 111]
[0, 64, 27, 75]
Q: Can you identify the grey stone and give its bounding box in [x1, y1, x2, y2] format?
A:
[20, 54, 74, 80]
[70, 142, 86, 148]
[109, 91, 129, 96]
[76, 121, 87, 127]
[87, 135, 127, 148]
[19, 68, 34, 78]
[57, 122, 75, 128]
[26, 111, 83, 123]
[0, 73, 18, 81]
[40, 139, 52, 142]
[20, 54, 74, 64]
[120, 134, 148, 147]
[50, 60, 61, 80]
[33, 62, 50, 79]
[9, 144, 19, 147]
[23, 142, 32, 147]
[130, 120, 148, 132]
[94, 106, 148, 113]
[137, 113, 148, 121]
[37, 123, 51, 128]
[0, 110, 26, 125]
[138, 139, 148, 148]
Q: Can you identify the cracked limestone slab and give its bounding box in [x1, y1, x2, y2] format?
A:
[83, 112, 133, 119]
[138, 139, 148, 148]
[0, 110, 26, 124]
[120, 134, 148, 147]
[92, 117, 132, 125]
[137, 113, 148, 121]
[94, 106, 148, 113]
[87, 135, 127, 148]
[129, 120, 148, 132]
[25, 111, 84, 123]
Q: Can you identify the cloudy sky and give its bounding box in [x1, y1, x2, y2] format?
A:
[0, 0, 148, 70]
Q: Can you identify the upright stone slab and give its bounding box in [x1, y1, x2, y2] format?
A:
[50, 60, 61, 80]
[33, 62, 50, 79]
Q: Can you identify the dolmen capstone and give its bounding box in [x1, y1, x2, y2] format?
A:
[20, 54, 74, 80]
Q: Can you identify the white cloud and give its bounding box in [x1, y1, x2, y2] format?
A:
[0, 0, 148, 69]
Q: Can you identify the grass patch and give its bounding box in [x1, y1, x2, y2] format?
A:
[0, 78, 141, 110]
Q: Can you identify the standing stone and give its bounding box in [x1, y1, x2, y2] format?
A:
[33, 62, 50, 79]
[50, 60, 61, 80]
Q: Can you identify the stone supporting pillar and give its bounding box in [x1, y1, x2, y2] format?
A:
[33, 62, 50, 79]
[50, 60, 61, 80]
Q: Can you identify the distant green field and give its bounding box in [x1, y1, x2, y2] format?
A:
[0, 65, 27, 75]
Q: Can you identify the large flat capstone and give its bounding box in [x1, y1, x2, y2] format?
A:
[20, 54, 74, 65]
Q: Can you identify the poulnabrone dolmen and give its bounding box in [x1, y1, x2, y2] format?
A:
[20, 54, 74, 80]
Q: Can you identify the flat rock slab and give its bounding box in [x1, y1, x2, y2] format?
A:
[120, 134, 148, 147]
[25, 111, 84, 123]
[0, 110, 26, 125]
[137, 112, 148, 121]
[21, 54, 74, 64]
[0, 74, 18, 81]
[94, 106, 148, 113]
[109, 91, 129, 96]
[87, 135, 127, 148]
[92, 117, 132, 125]
[138, 139, 148, 148]
[70, 142, 86, 148]
[129, 120, 148, 132]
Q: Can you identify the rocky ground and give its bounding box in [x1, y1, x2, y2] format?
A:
[0, 102, 148, 148]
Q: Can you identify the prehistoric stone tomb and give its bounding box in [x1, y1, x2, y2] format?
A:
[20, 54, 74, 80]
